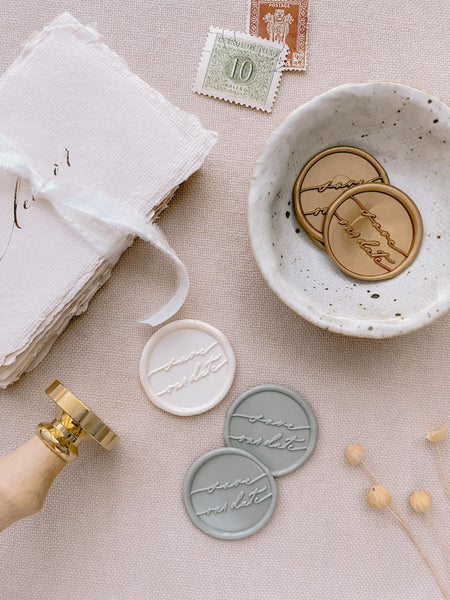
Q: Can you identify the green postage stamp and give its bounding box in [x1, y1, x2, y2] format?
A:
[193, 27, 288, 113]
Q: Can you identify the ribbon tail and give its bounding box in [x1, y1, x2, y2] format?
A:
[41, 182, 189, 326]
[0, 135, 188, 326]
[138, 223, 189, 326]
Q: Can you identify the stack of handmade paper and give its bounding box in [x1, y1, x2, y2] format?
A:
[0, 14, 216, 388]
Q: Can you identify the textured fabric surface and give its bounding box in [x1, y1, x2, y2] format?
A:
[0, 2, 449, 599]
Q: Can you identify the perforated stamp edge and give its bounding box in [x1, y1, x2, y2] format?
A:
[247, 0, 310, 71]
[193, 27, 288, 113]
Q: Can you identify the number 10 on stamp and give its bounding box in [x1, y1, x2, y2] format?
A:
[193, 27, 288, 113]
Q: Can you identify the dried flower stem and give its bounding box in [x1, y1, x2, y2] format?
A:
[361, 460, 381, 486]
[387, 505, 449, 600]
[426, 513, 450, 564]
[436, 442, 450, 497]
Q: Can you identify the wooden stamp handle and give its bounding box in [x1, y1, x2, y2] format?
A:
[0, 436, 66, 532]
[0, 382, 119, 533]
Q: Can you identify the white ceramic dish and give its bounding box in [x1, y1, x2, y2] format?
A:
[248, 82, 450, 338]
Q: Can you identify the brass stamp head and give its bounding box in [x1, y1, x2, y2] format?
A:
[37, 381, 119, 461]
[293, 146, 390, 243]
[323, 183, 423, 281]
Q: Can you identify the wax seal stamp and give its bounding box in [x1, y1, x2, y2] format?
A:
[0, 381, 119, 532]
[139, 319, 235, 416]
[293, 146, 389, 243]
[323, 183, 423, 281]
[183, 447, 277, 539]
[225, 385, 318, 476]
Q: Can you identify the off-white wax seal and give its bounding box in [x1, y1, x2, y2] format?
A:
[139, 319, 236, 416]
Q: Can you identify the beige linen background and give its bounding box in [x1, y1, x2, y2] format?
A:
[0, 1, 449, 599]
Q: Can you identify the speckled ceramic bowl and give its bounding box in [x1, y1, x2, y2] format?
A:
[248, 82, 450, 338]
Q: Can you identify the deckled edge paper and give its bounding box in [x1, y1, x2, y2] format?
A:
[0, 14, 217, 387]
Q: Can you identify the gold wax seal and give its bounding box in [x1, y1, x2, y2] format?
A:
[293, 146, 389, 243]
[310, 234, 326, 250]
[323, 183, 423, 281]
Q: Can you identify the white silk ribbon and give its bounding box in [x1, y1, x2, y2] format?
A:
[0, 136, 188, 326]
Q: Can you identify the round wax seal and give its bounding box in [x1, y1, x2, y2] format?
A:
[139, 319, 235, 416]
[293, 146, 389, 243]
[225, 385, 318, 476]
[323, 183, 423, 281]
[183, 448, 277, 539]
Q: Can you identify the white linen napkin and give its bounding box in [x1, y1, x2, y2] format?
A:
[0, 13, 217, 388]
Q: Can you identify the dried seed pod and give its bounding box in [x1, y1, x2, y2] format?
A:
[349, 444, 449, 598]
[426, 423, 447, 443]
[410, 491, 432, 513]
[345, 444, 364, 465]
[366, 485, 392, 509]
[427, 424, 450, 497]
[410, 490, 450, 566]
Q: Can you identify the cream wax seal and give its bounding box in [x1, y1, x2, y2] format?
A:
[139, 319, 235, 416]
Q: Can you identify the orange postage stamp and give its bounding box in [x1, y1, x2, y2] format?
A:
[248, 0, 309, 70]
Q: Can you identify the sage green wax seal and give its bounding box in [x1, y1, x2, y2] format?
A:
[183, 448, 277, 540]
[225, 385, 318, 476]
